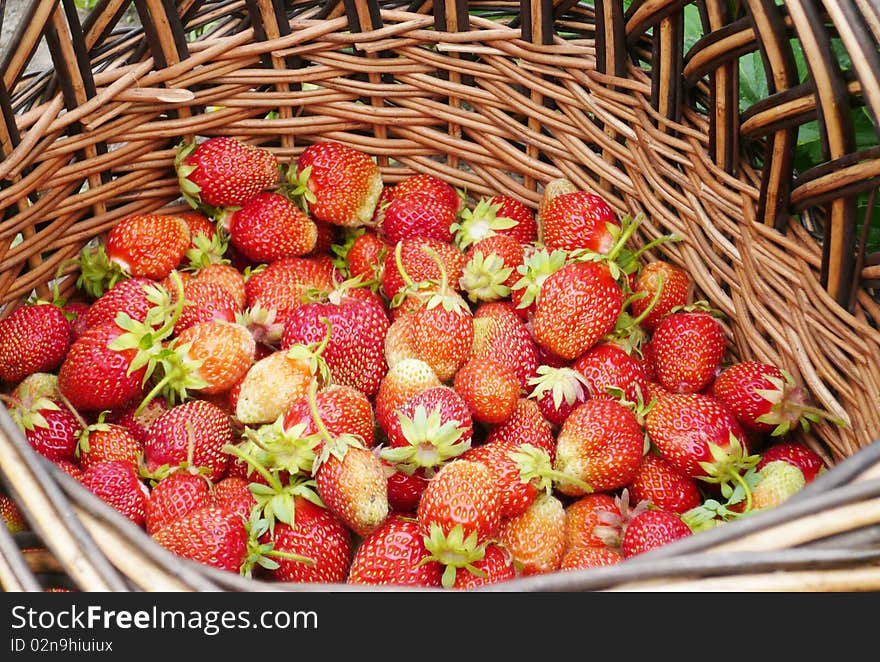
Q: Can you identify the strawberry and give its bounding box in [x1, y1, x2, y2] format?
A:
[498, 491, 567, 576]
[564, 493, 624, 552]
[453, 355, 520, 425]
[233, 348, 318, 425]
[312, 437, 389, 537]
[451, 195, 536, 250]
[380, 236, 465, 303]
[4, 396, 81, 463]
[392, 173, 463, 214]
[105, 396, 168, 445]
[650, 309, 727, 394]
[311, 221, 337, 255]
[280, 290, 389, 398]
[453, 543, 516, 590]
[527, 365, 591, 427]
[621, 508, 693, 558]
[553, 399, 645, 495]
[374, 358, 442, 435]
[80, 460, 150, 527]
[560, 546, 623, 571]
[257, 496, 352, 583]
[756, 442, 825, 483]
[176, 136, 279, 209]
[52, 459, 85, 482]
[380, 192, 458, 244]
[284, 383, 375, 448]
[152, 505, 248, 573]
[1, 494, 27, 533]
[104, 214, 191, 282]
[471, 302, 539, 390]
[531, 261, 623, 361]
[749, 460, 806, 510]
[509, 247, 568, 320]
[627, 453, 702, 515]
[572, 341, 651, 404]
[539, 190, 619, 254]
[173, 279, 239, 334]
[63, 301, 90, 342]
[143, 399, 233, 481]
[213, 476, 257, 523]
[84, 278, 162, 330]
[347, 516, 442, 588]
[537, 178, 579, 218]
[172, 320, 256, 396]
[485, 397, 556, 461]
[381, 385, 473, 478]
[383, 315, 418, 369]
[76, 416, 144, 472]
[711, 361, 846, 437]
[193, 263, 247, 310]
[645, 392, 759, 505]
[293, 141, 383, 227]
[144, 471, 213, 535]
[0, 303, 71, 383]
[227, 191, 318, 263]
[370, 185, 396, 225]
[459, 234, 525, 303]
[629, 260, 691, 332]
[417, 459, 502, 587]
[383, 461, 430, 514]
[345, 231, 388, 286]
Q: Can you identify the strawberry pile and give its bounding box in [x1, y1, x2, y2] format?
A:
[0, 137, 846, 589]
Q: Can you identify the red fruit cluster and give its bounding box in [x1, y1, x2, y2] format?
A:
[0, 148, 843, 588]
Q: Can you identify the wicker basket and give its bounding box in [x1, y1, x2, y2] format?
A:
[1, 0, 879, 592]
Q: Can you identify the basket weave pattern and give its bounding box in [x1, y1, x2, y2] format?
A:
[1, 0, 879, 591]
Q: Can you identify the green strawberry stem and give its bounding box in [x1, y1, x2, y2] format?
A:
[306, 374, 335, 449]
[727, 469, 753, 514]
[264, 549, 316, 566]
[222, 442, 286, 494]
[624, 272, 665, 328]
[54, 390, 90, 431]
[393, 240, 418, 291]
[626, 233, 682, 264]
[604, 215, 643, 264]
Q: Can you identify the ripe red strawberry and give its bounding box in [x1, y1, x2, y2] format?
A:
[76, 417, 144, 472]
[383, 314, 418, 369]
[4, 395, 79, 464]
[392, 173, 463, 214]
[627, 453, 702, 515]
[629, 260, 691, 332]
[193, 263, 248, 310]
[572, 341, 651, 404]
[228, 191, 318, 263]
[451, 195, 537, 250]
[539, 190, 619, 254]
[453, 543, 516, 590]
[63, 301, 91, 342]
[650, 309, 727, 394]
[105, 396, 168, 445]
[212, 476, 257, 523]
[756, 442, 825, 484]
[621, 508, 693, 558]
[645, 392, 757, 489]
[283, 383, 375, 448]
[152, 505, 248, 573]
[711, 361, 846, 437]
[0, 303, 71, 383]
[564, 493, 623, 552]
[176, 136, 279, 209]
[381, 386, 473, 479]
[345, 231, 388, 285]
[498, 491, 567, 575]
[280, 291, 389, 398]
[459, 234, 525, 303]
[347, 516, 442, 588]
[453, 355, 520, 424]
[380, 236, 465, 303]
[294, 141, 383, 227]
[145, 471, 213, 535]
[313, 439, 389, 537]
[80, 460, 150, 527]
[104, 214, 191, 281]
[52, 459, 85, 482]
[471, 302, 539, 390]
[1, 494, 27, 533]
[537, 178, 579, 219]
[554, 399, 645, 495]
[57, 320, 153, 412]
[374, 357, 442, 435]
[370, 185, 396, 225]
[509, 247, 568, 320]
[560, 546, 623, 571]
[143, 399, 233, 481]
[380, 192, 458, 244]
[84, 278, 160, 330]
[383, 461, 430, 514]
[485, 397, 556, 461]
[173, 279, 239, 334]
[406, 283, 474, 384]
[527, 365, 591, 427]
[258, 496, 352, 583]
[532, 261, 623, 361]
